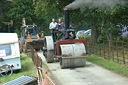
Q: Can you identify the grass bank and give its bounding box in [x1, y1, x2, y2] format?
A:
[0, 52, 56, 84]
[86, 55, 128, 77]
[0, 53, 37, 84]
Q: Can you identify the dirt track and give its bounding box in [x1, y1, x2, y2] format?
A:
[38, 51, 128, 85]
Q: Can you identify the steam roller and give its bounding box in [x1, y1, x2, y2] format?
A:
[43, 8, 87, 69]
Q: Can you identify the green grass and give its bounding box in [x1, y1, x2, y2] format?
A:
[0, 53, 37, 84]
[86, 55, 128, 76]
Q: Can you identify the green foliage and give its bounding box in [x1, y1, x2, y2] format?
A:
[6, 0, 35, 25]
[0, 0, 13, 32]
[33, 0, 62, 36]
[0, 0, 128, 42]
[78, 35, 91, 40]
[122, 35, 128, 42]
[14, 28, 21, 37]
[97, 34, 107, 42]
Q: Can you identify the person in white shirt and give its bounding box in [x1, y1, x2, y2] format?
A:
[49, 18, 57, 30]
[49, 18, 57, 41]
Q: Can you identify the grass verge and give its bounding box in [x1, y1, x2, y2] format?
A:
[86, 55, 128, 77]
[0, 53, 37, 84]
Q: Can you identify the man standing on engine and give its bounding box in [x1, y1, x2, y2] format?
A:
[49, 18, 57, 41]
[49, 18, 57, 31]
[56, 19, 64, 30]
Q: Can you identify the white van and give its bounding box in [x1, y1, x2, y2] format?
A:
[0, 33, 21, 71]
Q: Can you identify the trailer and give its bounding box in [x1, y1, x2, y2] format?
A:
[0, 33, 21, 76]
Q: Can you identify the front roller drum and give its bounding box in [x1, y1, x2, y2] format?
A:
[60, 56, 86, 69]
[60, 43, 86, 68]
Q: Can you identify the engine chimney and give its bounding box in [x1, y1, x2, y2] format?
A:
[64, 8, 70, 29]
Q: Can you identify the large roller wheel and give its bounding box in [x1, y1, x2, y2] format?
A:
[44, 36, 54, 63]
[60, 43, 86, 68]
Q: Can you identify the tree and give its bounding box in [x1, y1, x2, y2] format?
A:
[1, 0, 128, 42]
[0, 0, 13, 32]
[6, 0, 36, 35]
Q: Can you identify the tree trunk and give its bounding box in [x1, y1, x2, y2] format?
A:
[91, 26, 99, 44]
[106, 32, 113, 49]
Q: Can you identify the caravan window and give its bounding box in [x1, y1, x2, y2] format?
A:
[0, 44, 17, 57]
[0, 44, 11, 56]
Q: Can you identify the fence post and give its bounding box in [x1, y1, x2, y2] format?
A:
[86, 39, 88, 54]
[40, 57, 42, 74]
[116, 42, 119, 63]
[96, 43, 97, 55]
[89, 43, 91, 54]
[112, 42, 114, 61]
[108, 40, 111, 59]
[93, 43, 94, 54]
[32, 47, 34, 61]
[123, 47, 125, 64]
[103, 40, 105, 59]
[40, 57, 42, 68]
[100, 43, 101, 57]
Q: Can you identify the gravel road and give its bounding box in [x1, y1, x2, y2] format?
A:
[37, 51, 128, 85]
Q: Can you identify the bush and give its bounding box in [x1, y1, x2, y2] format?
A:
[114, 35, 128, 42]
[122, 35, 128, 42]
[14, 28, 21, 38]
[78, 35, 91, 40]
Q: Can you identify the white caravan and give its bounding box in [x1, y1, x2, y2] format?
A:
[0, 33, 21, 71]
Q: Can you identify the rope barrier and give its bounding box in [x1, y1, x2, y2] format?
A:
[37, 67, 44, 85]
[37, 67, 55, 85]
[45, 72, 55, 85]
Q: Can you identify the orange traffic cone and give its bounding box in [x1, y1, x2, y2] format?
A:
[44, 72, 49, 85]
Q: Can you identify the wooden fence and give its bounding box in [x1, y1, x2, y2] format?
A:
[86, 39, 128, 65]
[27, 44, 42, 68]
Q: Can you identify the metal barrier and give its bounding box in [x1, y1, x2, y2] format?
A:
[87, 39, 128, 65]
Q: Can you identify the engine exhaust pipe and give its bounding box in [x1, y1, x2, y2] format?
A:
[64, 8, 70, 29]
